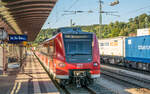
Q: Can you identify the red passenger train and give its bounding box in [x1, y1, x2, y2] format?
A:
[35, 27, 100, 87]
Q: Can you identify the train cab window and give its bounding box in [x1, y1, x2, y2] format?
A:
[65, 39, 92, 55]
[63, 35, 93, 63]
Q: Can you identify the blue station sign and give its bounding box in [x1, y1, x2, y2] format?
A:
[9, 35, 27, 41]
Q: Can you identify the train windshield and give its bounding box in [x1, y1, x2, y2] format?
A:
[64, 34, 92, 63]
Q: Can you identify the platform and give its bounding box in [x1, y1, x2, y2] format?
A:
[0, 52, 59, 94]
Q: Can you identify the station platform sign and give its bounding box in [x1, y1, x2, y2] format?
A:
[8, 35, 28, 44]
[9, 35, 27, 41]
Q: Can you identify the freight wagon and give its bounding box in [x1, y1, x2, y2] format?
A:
[99, 36, 150, 71]
[125, 36, 150, 71]
[99, 36, 126, 64]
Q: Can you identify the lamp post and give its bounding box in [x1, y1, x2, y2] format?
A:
[99, 0, 119, 39]
[0, 27, 7, 74]
[110, 0, 119, 6]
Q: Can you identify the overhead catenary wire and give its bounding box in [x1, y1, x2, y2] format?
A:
[48, 0, 80, 28]
[126, 5, 150, 14]
[66, 0, 80, 11]
[111, 4, 150, 22]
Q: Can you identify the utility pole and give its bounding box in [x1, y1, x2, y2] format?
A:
[98, 0, 119, 39]
[99, 0, 103, 39]
[70, 19, 73, 27]
[63, 0, 119, 39]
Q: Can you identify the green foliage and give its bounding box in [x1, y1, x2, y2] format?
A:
[34, 13, 150, 43]
[34, 28, 56, 44]
[80, 13, 150, 38]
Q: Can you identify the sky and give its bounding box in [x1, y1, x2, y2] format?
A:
[42, 0, 150, 29]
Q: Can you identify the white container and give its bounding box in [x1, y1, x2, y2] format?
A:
[137, 28, 150, 36]
[98, 36, 126, 57]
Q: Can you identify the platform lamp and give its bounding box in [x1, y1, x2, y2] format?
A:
[0, 27, 7, 40]
[110, 0, 119, 6]
[0, 27, 8, 74]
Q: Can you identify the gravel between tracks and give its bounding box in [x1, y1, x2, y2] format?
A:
[99, 65, 150, 94]
[64, 83, 116, 94]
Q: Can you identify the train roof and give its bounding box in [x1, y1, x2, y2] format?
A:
[126, 35, 150, 39]
[42, 27, 93, 45]
[57, 27, 93, 35]
[98, 36, 127, 41]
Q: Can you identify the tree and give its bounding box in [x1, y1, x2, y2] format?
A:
[34, 13, 150, 43]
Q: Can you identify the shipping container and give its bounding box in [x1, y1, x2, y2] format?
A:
[137, 28, 150, 36]
[125, 35, 150, 63]
[99, 36, 126, 57]
[98, 36, 126, 64]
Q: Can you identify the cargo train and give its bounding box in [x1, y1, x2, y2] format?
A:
[35, 27, 100, 87]
[99, 36, 150, 71]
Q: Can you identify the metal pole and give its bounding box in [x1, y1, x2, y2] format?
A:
[99, 0, 102, 39]
[70, 19, 73, 27]
[2, 42, 6, 74]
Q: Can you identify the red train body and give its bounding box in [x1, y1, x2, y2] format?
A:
[35, 27, 100, 86]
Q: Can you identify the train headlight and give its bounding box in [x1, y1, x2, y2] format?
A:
[58, 63, 66, 67]
[93, 62, 98, 67]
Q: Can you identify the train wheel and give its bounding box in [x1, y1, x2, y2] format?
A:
[135, 63, 138, 70]
[100, 58, 105, 63]
[106, 59, 110, 64]
[124, 61, 130, 68]
[142, 63, 147, 70]
[148, 64, 150, 71]
[123, 61, 127, 67]
[137, 63, 142, 70]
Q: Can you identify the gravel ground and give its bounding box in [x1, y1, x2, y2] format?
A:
[96, 74, 150, 94]
[101, 65, 150, 81]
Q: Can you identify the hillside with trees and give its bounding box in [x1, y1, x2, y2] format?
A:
[35, 13, 150, 43]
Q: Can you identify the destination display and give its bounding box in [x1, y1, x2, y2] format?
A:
[9, 35, 27, 41]
[64, 34, 92, 39]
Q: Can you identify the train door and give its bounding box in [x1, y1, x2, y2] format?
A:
[52, 40, 56, 76]
[48, 40, 55, 75]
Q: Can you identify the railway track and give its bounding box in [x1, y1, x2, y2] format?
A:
[34, 51, 116, 94]
[101, 65, 150, 90]
[63, 83, 116, 94]
[34, 52, 93, 94]
[64, 85, 95, 94]
[102, 63, 150, 75]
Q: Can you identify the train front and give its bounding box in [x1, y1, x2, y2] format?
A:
[59, 31, 100, 87]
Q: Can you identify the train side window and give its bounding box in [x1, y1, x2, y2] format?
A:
[48, 40, 55, 58]
[53, 41, 57, 58]
[49, 45, 54, 56]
